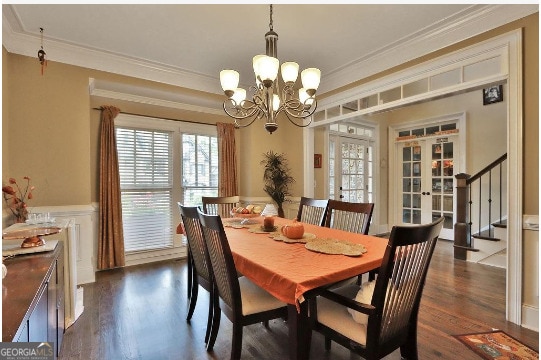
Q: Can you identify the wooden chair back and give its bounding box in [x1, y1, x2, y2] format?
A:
[324, 200, 374, 234]
[310, 217, 444, 360]
[197, 209, 242, 318]
[296, 197, 329, 226]
[367, 216, 444, 357]
[178, 204, 212, 283]
[202, 196, 240, 218]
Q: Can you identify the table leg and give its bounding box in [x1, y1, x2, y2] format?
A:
[287, 302, 311, 360]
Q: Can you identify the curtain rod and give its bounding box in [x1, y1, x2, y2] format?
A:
[92, 107, 216, 126]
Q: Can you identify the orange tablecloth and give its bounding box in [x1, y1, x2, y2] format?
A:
[224, 217, 388, 309]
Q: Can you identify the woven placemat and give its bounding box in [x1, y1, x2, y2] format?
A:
[305, 238, 367, 257]
[272, 233, 317, 244]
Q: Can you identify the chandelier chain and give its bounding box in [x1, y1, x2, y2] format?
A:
[269, 4, 273, 31]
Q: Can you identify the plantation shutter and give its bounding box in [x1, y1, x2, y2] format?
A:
[116, 127, 174, 252]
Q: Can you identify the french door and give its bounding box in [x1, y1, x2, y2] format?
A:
[397, 135, 458, 239]
[329, 136, 373, 203]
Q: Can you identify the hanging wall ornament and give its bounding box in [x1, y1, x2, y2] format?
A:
[37, 27, 47, 75]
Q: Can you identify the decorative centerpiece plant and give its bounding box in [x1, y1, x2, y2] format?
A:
[260, 151, 295, 218]
[2, 176, 34, 223]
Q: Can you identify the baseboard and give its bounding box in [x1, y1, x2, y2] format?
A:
[521, 304, 539, 331]
[125, 247, 187, 267]
[77, 264, 97, 285]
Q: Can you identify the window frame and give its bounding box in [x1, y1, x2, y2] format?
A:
[114, 114, 217, 265]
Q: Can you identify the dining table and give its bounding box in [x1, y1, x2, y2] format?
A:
[223, 216, 388, 360]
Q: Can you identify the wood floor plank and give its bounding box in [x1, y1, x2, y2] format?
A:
[59, 241, 538, 359]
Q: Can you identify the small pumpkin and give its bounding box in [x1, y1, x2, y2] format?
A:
[281, 219, 305, 239]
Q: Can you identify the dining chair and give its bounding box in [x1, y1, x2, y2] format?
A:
[309, 217, 444, 360]
[201, 195, 240, 218]
[296, 196, 329, 226]
[324, 199, 374, 234]
[324, 200, 377, 281]
[178, 204, 216, 346]
[197, 209, 288, 359]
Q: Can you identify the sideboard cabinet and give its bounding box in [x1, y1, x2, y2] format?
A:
[2, 242, 65, 358]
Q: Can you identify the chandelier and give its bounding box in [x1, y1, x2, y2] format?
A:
[219, 5, 321, 134]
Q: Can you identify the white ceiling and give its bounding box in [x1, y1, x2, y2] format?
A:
[2, 4, 538, 98]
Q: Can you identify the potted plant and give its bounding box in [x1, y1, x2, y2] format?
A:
[260, 151, 295, 218]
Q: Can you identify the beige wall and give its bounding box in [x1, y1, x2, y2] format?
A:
[1, 53, 233, 209]
[3, 14, 537, 214]
[2, 10, 538, 323]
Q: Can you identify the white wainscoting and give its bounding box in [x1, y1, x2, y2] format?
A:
[32, 204, 97, 285]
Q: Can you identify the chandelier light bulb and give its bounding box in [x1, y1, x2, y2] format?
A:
[220, 70, 240, 97]
[281, 62, 299, 83]
[272, 94, 280, 110]
[253, 55, 265, 78]
[232, 88, 246, 106]
[301, 68, 321, 93]
[298, 88, 314, 107]
[257, 55, 279, 84]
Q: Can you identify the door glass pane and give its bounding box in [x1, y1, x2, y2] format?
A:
[412, 162, 421, 176]
[403, 163, 411, 177]
[403, 147, 411, 161]
[432, 195, 441, 211]
[403, 209, 411, 222]
[443, 196, 453, 212]
[412, 194, 421, 208]
[403, 179, 411, 192]
[412, 210, 421, 224]
[412, 146, 421, 161]
[412, 178, 421, 192]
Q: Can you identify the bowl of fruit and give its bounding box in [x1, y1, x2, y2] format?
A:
[231, 205, 263, 218]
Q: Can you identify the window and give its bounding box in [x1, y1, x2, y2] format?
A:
[116, 127, 174, 253]
[182, 133, 218, 206]
[115, 114, 217, 258]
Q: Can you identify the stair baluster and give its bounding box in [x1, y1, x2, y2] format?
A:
[454, 153, 507, 260]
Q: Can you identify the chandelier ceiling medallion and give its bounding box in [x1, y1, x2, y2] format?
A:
[219, 4, 321, 134]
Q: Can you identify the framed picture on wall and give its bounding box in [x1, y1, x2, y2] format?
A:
[314, 154, 322, 168]
[483, 85, 503, 105]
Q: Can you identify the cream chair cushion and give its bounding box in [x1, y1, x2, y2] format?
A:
[347, 280, 376, 324]
[316, 284, 368, 346]
[239, 276, 286, 315]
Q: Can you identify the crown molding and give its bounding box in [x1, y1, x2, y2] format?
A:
[2, 8, 220, 95]
[3, 4, 538, 96]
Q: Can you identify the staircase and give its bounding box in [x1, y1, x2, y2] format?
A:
[454, 154, 507, 268]
[468, 219, 507, 268]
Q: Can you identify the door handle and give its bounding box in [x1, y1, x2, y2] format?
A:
[422, 192, 431, 195]
[339, 195, 344, 199]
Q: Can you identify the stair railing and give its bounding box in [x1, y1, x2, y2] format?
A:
[454, 153, 507, 259]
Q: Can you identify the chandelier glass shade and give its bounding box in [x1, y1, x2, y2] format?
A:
[220, 5, 321, 134]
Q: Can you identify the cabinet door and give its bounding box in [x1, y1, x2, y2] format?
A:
[48, 261, 58, 357]
[28, 285, 48, 342]
[16, 321, 29, 342]
[56, 254, 65, 356]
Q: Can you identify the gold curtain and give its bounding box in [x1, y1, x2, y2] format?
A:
[217, 123, 238, 196]
[97, 106, 125, 270]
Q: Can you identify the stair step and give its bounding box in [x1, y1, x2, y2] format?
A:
[472, 229, 500, 241]
[492, 219, 507, 228]
[454, 245, 480, 252]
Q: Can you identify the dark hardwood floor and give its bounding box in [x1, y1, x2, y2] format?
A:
[59, 240, 538, 359]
